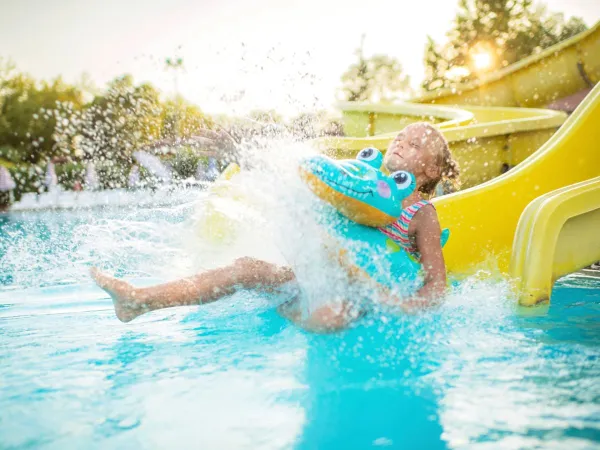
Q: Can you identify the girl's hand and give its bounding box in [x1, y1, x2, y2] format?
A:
[192, 128, 239, 153]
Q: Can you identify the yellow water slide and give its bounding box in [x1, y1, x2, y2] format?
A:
[203, 26, 600, 305]
[204, 87, 599, 303]
[434, 82, 600, 294]
[510, 176, 600, 306]
[312, 24, 600, 304]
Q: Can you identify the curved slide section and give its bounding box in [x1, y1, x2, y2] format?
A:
[414, 21, 600, 108]
[333, 102, 473, 137]
[510, 176, 600, 306]
[433, 82, 600, 279]
[316, 104, 566, 189]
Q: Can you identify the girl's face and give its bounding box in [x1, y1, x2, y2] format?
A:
[384, 124, 438, 181]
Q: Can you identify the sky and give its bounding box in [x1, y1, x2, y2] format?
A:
[1, 0, 599, 116]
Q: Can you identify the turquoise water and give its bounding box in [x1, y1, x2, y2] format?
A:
[1, 203, 599, 449]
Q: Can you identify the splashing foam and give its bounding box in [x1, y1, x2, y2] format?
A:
[1, 133, 360, 316]
[2, 130, 515, 321]
[181, 135, 364, 315]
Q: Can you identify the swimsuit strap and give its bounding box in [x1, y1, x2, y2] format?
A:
[378, 200, 432, 260]
[401, 200, 431, 223]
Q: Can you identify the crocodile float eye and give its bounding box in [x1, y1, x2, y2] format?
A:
[391, 171, 413, 190]
[357, 147, 380, 162]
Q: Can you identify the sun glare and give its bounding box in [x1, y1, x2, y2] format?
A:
[472, 50, 493, 71]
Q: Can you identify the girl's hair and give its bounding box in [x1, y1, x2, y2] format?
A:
[413, 122, 461, 197]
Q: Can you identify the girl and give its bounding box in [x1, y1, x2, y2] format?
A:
[91, 122, 460, 331]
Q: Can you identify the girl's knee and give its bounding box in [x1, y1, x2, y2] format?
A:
[308, 304, 355, 332]
[234, 257, 274, 272]
[231, 257, 275, 285]
[233, 256, 260, 270]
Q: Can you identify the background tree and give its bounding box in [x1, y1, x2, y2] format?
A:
[423, 0, 588, 91]
[340, 36, 412, 102]
[0, 71, 84, 164]
[247, 109, 284, 125]
[0, 60, 221, 194]
[161, 96, 214, 141]
[66, 75, 163, 186]
[62, 77, 215, 187]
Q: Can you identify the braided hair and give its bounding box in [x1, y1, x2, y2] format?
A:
[413, 122, 461, 198]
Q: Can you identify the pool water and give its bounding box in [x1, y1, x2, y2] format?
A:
[1, 199, 599, 449]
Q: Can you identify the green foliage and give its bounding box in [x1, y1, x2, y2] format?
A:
[247, 109, 284, 125]
[55, 162, 85, 189]
[73, 75, 163, 162]
[289, 111, 347, 138]
[160, 96, 214, 140]
[167, 147, 205, 180]
[340, 38, 412, 102]
[2, 162, 84, 203]
[423, 0, 588, 91]
[320, 119, 344, 137]
[49, 74, 167, 188]
[0, 61, 85, 164]
[0, 62, 217, 197]
[289, 111, 331, 139]
[6, 164, 44, 202]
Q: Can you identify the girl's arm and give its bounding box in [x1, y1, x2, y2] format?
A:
[407, 206, 447, 308]
[381, 206, 447, 313]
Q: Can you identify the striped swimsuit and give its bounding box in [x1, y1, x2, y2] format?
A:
[378, 200, 431, 260]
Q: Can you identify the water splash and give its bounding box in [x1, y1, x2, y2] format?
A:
[2, 135, 600, 449]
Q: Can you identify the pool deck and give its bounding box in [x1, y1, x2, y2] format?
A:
[580, 264, 600, 278]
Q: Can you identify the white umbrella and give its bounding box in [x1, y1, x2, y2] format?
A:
[196, 157, 220, 182]
[133, 151, 172, 182]
[84, 162, 99, 190]
[207, 157, 219, 181]
[0, 166, 16, 192]
[128, 165, 141, 188]
[44, 161, 58, 189]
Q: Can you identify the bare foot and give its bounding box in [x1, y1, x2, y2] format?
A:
[90, 267, 148, 322]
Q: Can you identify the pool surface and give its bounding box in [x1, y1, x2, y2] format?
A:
[1, 201, 599, 449]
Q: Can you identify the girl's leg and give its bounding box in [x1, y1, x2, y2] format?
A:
[91, 257, 295, 322]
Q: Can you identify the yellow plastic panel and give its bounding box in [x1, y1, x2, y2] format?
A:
[510, 177, 600, 305]
[433, 82, 600, 277]
[511, 47, 588, 107]
[579, 29, 600, 82]
[341, 111, 372, 137]
[195, 163, 242, 244]
[370, 113, 443, 135]
[449, 136, 507, 187]
[554, 209, 600, 278]
[507, 129, 557, 167]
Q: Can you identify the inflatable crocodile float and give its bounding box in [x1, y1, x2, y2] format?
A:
[299, 147, 450, 294]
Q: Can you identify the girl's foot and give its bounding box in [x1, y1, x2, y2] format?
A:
[90, 268, 148, 322]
